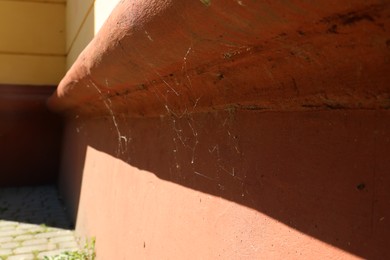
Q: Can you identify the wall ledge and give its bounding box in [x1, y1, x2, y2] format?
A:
[48, 0, 390, 117]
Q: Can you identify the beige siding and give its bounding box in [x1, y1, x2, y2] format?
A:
[65, 0, 94, 54]
[0, 0, 121, 84]
[66, 9, 94, 68]
[0, 54, 65, 85]
[3, 0, 65, 3]
[0, 0, 65, 85]
[66, 0, 120, 68]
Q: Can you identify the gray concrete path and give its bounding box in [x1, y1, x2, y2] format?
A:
[0, 186, 84, 259]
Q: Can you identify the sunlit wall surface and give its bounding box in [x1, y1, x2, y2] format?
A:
[0, 0, 65, 85]
[66, 0, 121, 69]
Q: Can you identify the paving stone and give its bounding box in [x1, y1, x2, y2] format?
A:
[14, 234, 34, 241]
[0, 186, 83, 259]
[0, 186, 73, 230]
[0, 241, 20, 249]
[7, 254, 35, 260]
[0, 229, 26, 237]
[58, 240, 79, 249]
[0, 248, 12, 255]
[50, 235, 76, 244]
[0, 236, 13, 243]
[35, 230, 73, 239]
[17, 223, 41, 230]
[44, 227, 63, 232]
[22, 238, 48, 246]
[0, 221, 18, 227]
[25, 227, 47, 234]
[13, 243, 57, 254]
[0, 226, 19, 232]
[37, 248, 78, 258]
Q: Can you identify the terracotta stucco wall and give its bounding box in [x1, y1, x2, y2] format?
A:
[62, 110, 390, 259]
[51, 0, 390, 258]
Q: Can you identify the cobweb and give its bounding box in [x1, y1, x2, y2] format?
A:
[73, 40, 252, 200]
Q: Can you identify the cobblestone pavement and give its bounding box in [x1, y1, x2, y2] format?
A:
[0, 186, 83, 259]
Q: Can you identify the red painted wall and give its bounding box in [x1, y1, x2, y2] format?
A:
[50, 1, 390, 258]
[60, 110, 390, 259]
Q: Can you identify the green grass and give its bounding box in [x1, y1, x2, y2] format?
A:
[43, 238, 95, 260]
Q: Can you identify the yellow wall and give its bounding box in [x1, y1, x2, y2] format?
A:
[0, 0, 65, 85]
[65, 0, 94, 68]
[0, 0, 120, 85]
[66, 0, 120, 69]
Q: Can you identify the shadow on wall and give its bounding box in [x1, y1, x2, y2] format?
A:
[0, 85, 63, 186]
[57, 1, 390, 257]
[64, 109, 390, 259]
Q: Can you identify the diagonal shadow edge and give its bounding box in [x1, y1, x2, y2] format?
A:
[48, 0, 390, 258]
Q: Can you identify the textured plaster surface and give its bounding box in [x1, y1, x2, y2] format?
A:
[49, 0, 390, 116]
[63, 110, 390, 259]
[49, 0, 390, 259]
